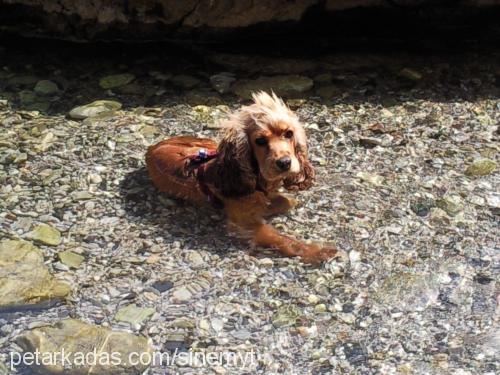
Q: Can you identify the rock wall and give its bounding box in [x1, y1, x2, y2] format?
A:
[0, 0, 499, 41]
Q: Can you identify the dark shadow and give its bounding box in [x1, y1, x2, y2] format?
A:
[118, 167, 234, 257]
[0, 29, 499, 116]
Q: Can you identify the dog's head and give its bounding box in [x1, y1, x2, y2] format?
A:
[213, 91, 314, 197]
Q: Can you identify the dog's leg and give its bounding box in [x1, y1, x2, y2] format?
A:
[265, 193, 298, 216]
[224, 193, 337, 264]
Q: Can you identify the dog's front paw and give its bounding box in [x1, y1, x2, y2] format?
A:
[300, 244, 339, 264]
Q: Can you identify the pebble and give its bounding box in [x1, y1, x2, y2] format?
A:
[34, 80, 59, 95]
[29, 224, 62, 246]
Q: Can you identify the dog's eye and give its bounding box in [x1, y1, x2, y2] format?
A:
[284, 130, 294, 139]
[255, 137, 268, 146]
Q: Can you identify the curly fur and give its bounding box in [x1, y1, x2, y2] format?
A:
[213, 91, 314, 196]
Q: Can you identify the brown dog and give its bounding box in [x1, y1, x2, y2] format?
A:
[146, 92, 337, 263]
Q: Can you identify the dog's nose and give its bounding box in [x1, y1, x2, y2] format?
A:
[276, 156, 291, 171]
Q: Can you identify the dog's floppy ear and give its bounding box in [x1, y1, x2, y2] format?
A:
[212, 121, 257, 197]
[283, 125, 315, 191]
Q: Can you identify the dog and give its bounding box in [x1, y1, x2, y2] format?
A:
[146, 92, 337, 263]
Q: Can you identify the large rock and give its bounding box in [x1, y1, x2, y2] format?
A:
[68, 100, 122, 120]
[16, 319, 153, 375]
[2, 1, 497, 41]
[232, 75, 314, 98]
[0, 240, 70, 310]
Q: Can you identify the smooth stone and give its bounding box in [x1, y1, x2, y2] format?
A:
[29, 224, 61, 246]
[99, 73, 135, 89]
[436, 195, 464, 216]
[16, 319, 152, 374]
[186, 251, 204, 267]
[115, 304, 155, 326]
[232, 75, 314, 98]
[171, 287, 192, 303]
[34, 80, 59, 95]
[170, 74, 200, 89]
[58, 251, 84, 268]
[429, 207, 451, 225]
[465, 159, 496, 176]
[151, 280, 173, 293]
[0, 240, 70, 310]
[485, 193, 499, 209]
[356, 172, 384, 186]
[168, 317, 195, 329]
[211, 318, 224, 332]
[68, 100, 122, 120]
[71, 191, 93, 201]
[210, 72, 236, 94]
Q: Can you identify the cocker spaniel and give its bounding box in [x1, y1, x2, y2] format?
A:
[146, 92, 337, 263]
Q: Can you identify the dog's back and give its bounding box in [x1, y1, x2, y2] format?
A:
[146, 136, 218, 204]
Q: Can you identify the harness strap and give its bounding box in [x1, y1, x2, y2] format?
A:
[189, 148, 223, 208]
[196, 163, 223, 208]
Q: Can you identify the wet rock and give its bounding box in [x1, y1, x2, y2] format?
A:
[171, 286, 192, 303]
[186, 251, 204, 267]
[315, 84, 341, 99]
[68, 100, 122, 120]
[7, 75, 39, 88]
[58, 250, 84, 268]
[356, 171, 384, 186]
[375, 272, 439, 311]
[151, 280, 173, 293]
[0, 240, 70, 310]
[16, 319, 152, 374]
[341, 342, 366, 365]
[429, 207, 451, 225]
[210, 72, 236, 94]
[115, 304, 155, 326]
[117, 82, 144, 95]
[465, 159, 496, 177]
[99, 73, 135, 89]
[232, 75, 313, 98]
[170, 74, 200, 89]
[168, 317, 195, 329]
[313, 73, 333, 83]
[231, 329, 251, 340]
[272, 305, 301, 328]
[485, 193, 499, 209]
[211, 318, 224, 332]
[411, 199, 434, 217]
[399, 68, 422, 81]
[18, 90, 50, 112]
[480, 327, 500, 358]
[436, 195, 463, 216]
[29, 224, 61, 246]
[193, 104, 230, 129]
[34, 80, 59, 95]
